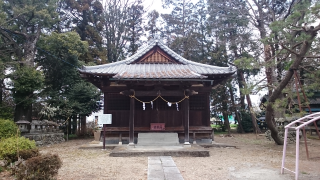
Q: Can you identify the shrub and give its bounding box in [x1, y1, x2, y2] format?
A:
[15, 154, 62, 180]
[0, 137, 36, 163]
[0, 119, 19, 139]
[19, 149, 40, 160]
[239, 111, 253, 133]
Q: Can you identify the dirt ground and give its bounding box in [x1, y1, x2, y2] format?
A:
[1, 133, 319, 180]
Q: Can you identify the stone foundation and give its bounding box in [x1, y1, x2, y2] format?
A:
[23, 133, 65, 146]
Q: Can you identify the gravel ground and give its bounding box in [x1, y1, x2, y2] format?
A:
[1, 133, 320, 180]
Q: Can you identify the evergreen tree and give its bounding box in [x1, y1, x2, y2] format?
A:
[262, 0, 320, 144]
[62, 0, 107, 64]
[36, 32, 100, 121]
[126, 0, 145, 56]
[161, 0, 198, 60]
[207, 0, 261, 133]
[144, 10, 162, 39]
[103, 0, 130, 62]
[0, 0, 59, 121]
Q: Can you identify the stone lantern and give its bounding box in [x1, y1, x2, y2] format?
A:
[15, 116, 30, 133]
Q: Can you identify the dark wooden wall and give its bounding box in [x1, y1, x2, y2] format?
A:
[104, 91, 210, 129]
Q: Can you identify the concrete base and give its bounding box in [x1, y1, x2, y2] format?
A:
[138, 133, 179, 146]
[179, 138, 212, 144]
[100, 137, 137, 144]
[184, 142, 191, 148]
[109, 144, 209, 157]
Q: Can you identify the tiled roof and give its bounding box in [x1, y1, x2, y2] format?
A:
[80, 39, 236, 79]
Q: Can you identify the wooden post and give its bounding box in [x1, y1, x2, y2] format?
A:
[119, 133, 122, 145]
[193, 132, 196, 144]
[129, 90, 135, 146]
[183, 93, 190, 146]
[103, 124, 106, 149]
[205, 92, 210, 126]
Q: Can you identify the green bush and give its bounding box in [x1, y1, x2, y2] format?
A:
[230, 124, 238, 128]
[15, 154, 62, 180]
[239, 111, 253, 133]
[0, 119, 19, 139]
[0, 137, 36, 163]
[211, 124, 226, 132]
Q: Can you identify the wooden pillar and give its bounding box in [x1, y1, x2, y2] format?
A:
[205, 92, 211, 126]
[183, 94, 190, 145]
[129, 90, 135, 146]
[104, 92, 108, 114]
[119, 133, 122, 145]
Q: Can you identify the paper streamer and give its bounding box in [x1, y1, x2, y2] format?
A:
[151, 101, 153, 109]
[176, 103, 179, 111]
[167, 102, 172, 107]
[143, 102, 145, 110]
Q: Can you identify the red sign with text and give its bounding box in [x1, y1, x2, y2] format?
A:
[150, 123, 165, 131]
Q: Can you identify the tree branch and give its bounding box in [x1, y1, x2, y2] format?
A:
[291, 42, 303, 49]
[281, 43, 300, 55]
[304, 55, 320, 58]
[283, 0, 296, 20]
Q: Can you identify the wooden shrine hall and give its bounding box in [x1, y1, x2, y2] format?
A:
[79, 39, 236, 145]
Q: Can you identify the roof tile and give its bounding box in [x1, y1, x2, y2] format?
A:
[80, 38, 236, 79]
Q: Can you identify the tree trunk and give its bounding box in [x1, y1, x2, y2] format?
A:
[223, 111, 230, 134]
[240, 72, 261, 134]
[221, 86, 230, 134]
[77, 116, 81, 135]
[23, 30, 40, 67]
[246, 94, 261, 134]
[67, 116, 72, 134]
[265, 30, 318, 145]
[237, 71, 246, 109]
[0, 79, 3, 105]
[73, 116, 77, 134]
[81, 115, 87, 136]
[14, 102, 32, 122]
[228, 84, 244, 133]
[13, 30, 40, 122]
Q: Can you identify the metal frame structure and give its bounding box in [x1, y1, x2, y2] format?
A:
[281, 112, 320, 180]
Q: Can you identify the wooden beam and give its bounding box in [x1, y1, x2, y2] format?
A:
[102, 86, 128, 92]
[113, 81, 200, 86]
[120, 90, 198, 97]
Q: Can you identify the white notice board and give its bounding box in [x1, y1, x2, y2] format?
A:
[98, 114, 112, 125]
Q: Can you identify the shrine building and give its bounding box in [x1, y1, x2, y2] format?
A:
[79, 39, 236, 145]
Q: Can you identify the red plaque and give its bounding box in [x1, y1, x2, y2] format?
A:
[150, 123, 165, 130]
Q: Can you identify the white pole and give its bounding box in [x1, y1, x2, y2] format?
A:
[281, 128, 289, 174]
[295, 129, 300, 180]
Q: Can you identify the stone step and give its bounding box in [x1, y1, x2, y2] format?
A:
[138, 133, 179, 146]
[148, 156, 184, 180]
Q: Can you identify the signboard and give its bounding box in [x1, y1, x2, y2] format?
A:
[150, 123, 165, 130]
[98, 114, 112, 125]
